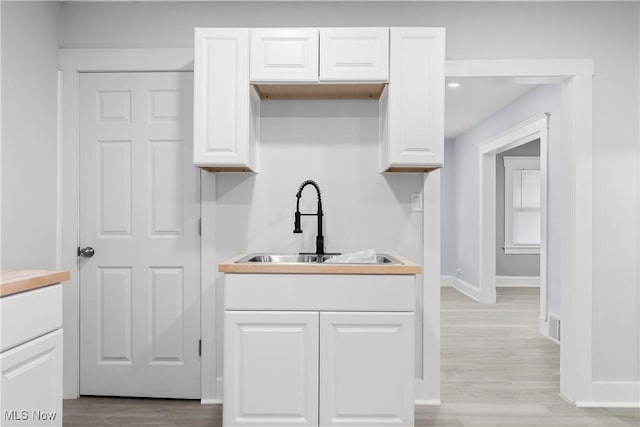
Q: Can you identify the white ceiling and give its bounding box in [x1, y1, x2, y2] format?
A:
[445, 77, 536, 140]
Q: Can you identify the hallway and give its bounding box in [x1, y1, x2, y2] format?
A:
[416, 287, 639, 426]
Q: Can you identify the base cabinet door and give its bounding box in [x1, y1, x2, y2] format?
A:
[1, 329, 63, 427]
[319, 312, 414, 427]
[224, 311, 319, 427]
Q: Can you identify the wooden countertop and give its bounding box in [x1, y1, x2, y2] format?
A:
[0, 270, 70, 297]
[219, 254, 421, 275]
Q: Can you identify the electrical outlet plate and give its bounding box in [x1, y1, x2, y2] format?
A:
[411, 192, 423, 212]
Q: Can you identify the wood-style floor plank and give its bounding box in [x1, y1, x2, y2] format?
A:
[63, 287, 639, 426]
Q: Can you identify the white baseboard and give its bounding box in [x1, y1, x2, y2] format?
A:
[201, 378, 224, 403]
[575, 381, 640, 408]
[441, 275, 455, 287]
[216, 377, 223, 401]
[539, 312, 561, 343]
[496, 275, 540, 287]
[414, 399, 442, 406]
[200, 399, 222, 405]
[445, 275, 481, 301]
[577, 401, 640, 408]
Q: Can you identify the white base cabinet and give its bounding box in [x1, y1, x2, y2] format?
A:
[1, 330, 63, 427]
[223, 274, 416, 427]
[0, 284, 63, 427]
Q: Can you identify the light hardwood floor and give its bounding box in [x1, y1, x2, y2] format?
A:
[64, 287, 639, 427]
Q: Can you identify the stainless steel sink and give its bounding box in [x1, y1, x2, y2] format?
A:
[238, 254, 320, 263]
[235, 253, 402, 265]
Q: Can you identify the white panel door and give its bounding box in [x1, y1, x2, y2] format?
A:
[1, 329, 63, 427]
[224, 311, 319, 427]
[250, 28, 319, 82]
[319, 312, 414, 427]
[79, 72, 200, 398]
[319, 28, 389, 82]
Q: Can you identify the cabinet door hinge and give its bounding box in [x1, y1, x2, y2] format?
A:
[198, 219, 202, 236]
[198, 339, 202, 356]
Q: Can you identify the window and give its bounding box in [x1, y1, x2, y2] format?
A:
[503, 156, 541, 254]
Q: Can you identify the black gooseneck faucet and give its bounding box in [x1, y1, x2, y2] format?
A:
[293, 180, 325, 255]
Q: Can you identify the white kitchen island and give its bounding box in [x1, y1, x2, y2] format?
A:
[219, 255, 420, 427]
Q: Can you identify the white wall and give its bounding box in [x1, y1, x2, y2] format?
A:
[496, 140, 541, 277]
[1, 1, 61, 269]
[56, 0, 640, 393]
[448, 84, 562, 315]
[215, 99, 424, 381]
[216, 101, 422, 259]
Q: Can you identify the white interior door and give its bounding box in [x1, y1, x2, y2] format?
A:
[79, 72, 200, 398]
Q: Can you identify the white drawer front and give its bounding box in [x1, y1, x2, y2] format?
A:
[1, 284, 63, 352]
[224, 274, 415, 311]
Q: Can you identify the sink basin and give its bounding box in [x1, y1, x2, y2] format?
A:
[239, 254, 320, 263]
[235, 253, 403, 265]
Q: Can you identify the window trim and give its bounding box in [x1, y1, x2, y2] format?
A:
[503, 155, 541, 255]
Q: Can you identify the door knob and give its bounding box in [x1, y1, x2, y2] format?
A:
[78, 246, 95, 258]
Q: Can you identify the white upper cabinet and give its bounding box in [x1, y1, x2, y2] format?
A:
[194, 27, 445, 172]
[379, 27, 445, 172]
[250, 28, 389, 83]
[319, 28, 389, 82]
[250, 29, 319, 82]
[193, 28, 258, 172]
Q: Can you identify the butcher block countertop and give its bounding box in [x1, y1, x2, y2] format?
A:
[219, 254, 421, 275]
[0, 270, 70, 297]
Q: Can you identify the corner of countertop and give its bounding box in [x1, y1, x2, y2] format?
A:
[0, 270, 70, 297]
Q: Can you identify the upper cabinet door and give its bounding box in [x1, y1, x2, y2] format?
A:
[193, 28, 257, 172]
[379, 27, 445, 172]
[250, 29, 319, 82]
[319, 28, 389, 82]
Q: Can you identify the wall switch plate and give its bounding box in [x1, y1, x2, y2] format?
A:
[411, 192, 423, 212]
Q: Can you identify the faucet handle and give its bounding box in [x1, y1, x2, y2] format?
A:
[293, 211, 302, 233]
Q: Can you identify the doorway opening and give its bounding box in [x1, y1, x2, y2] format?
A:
[478, 113, 549, 327]
[441, 76, 558, 404]
[440, 59, 594, 406]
